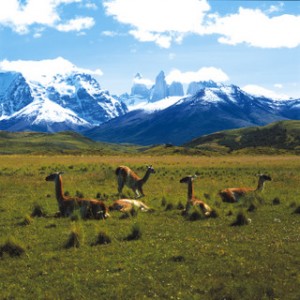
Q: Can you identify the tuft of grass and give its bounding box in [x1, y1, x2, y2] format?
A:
[231, 211, 249, 226]
[183, 207, 205, 221]
[125, 223, 142, 241]
[0, 237, 26, 257]
[293, 206, 300, 214]
[272, 197, 281, 205]
[64, 225, 83, 249]
[209, 208, 219, 218]
[19, 214, 34, 226]
[165, 203, 174, 211]
[91, 231, 112, 246]
[31, 203, 46, 218]
[176, 201, 185, 210]
[247, 203, 257, 212]
[170, 255, 185, 262]
[161, 197, 167, 207]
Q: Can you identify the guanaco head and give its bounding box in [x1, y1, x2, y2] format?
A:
[256, 174, 272, 182]
[45, 172, 64, 182]
[147, 165, 156, 174]
[179, 175, 197, 184]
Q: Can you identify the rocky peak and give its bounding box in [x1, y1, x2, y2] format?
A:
[149, 71, 168, 102]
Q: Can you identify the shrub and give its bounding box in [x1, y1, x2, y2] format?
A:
[0, 237, 26, 257]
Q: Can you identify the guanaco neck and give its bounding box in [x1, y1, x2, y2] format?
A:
[187, 180, 194, 202]
[55, 175, 65, 204]
[256, 177, 266, 192]
[141, 169, 152, 185]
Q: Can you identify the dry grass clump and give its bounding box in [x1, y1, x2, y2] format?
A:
[247, 203, 257, 212]
[272, 197, 281, 205]
[0, 237, 26, 257]
[31, 203, 46, 217]
[231, 212, 249, 226]
[165, 203, 174, 211]
[209, 209, 219, 218]
[170, 255, 185, 262]
[91, 231, 111, 246]
[64, 225, 83, 249]
[161, 197, 167, 207]
[176, 201, 185, 210]
[19, 214, 34, 226]
[125, 223, 142, 241]
[293, 206, 300, 214]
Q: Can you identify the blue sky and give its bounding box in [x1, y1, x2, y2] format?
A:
[0, 0, 299, 99]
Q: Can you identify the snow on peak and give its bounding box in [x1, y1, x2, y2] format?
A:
[242, 84, 291, 101]
[128, 96, 182, 112]
[13, 98, 89, 126]
[0, 57, 103, 86]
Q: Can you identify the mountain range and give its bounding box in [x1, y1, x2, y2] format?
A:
[0, 70, 127, 132]
[0, 68, 299, 145]
[85, 81, 300, 145]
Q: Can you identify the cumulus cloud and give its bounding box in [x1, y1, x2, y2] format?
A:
[133, 77, 153, 87]
[56, 17, 95, 32]
[103, 0, 210, 48]
[0, 0, 95, 35]
[103, 0, 300, 49]
[242, 84, 290, 100]
[0, 57, 103, 84]
[205, 7, 300, 48]
[165, 67, 229, 84]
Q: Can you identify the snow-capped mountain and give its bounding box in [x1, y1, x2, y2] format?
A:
[0, 69, 127, 132]
[85, 82, 300, 145]
[119, 71, 184, 109]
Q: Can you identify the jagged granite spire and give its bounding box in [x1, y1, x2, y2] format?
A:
[149, 71, 168, 102]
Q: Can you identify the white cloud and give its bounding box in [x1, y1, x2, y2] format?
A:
[56, 17, 95, 32]
[0, 0, 94, 35]
[205, 7, 300, 48]
[103, 0, 300, 49]
[133, 77, 153, 87]
[165, 67, 229, 84]
[242, 84, 290, 100]
[274, 83, 283, 89]
[0, 57, 103, 84]
[103, 0, 210, 48]
[266, 2, 284, 14]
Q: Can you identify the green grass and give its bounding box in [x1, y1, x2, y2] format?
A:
[0, 155, 299, 299]
[184, 120, 300, 155]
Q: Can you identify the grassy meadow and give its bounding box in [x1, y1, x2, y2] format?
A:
[0, 154, 299, 299]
